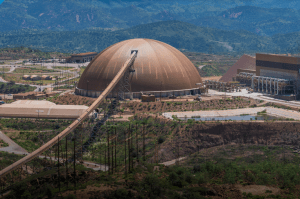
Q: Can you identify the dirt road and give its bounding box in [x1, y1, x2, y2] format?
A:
[160, 157, 186, 166]
[0, 131, 27, 153]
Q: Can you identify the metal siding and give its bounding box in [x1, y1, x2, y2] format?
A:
[256, 60, 300, 71]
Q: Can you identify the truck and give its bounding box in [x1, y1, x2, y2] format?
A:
[194, 96, 202, 101]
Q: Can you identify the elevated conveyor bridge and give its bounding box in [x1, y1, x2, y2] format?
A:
[0, 51, 137, 178]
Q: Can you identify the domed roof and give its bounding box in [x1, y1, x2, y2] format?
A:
[77, 38, 202, 92]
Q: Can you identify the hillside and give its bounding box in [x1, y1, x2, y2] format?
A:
[2, 0, 300, 36]
[0, 46, 71, 60]
[0, 21, 283, 54]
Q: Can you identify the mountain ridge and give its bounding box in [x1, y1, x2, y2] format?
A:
[2, 0, 300, 36]
[2, 20, 299, 55]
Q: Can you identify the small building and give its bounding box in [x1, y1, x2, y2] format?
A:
[66, 52, 98, 63]
[0, 100, 89, 119]
[30, 75, 41, 81]
[41, 75, 52, 80]
[141, 94, 155, 102]
[22, 75, 31, 80]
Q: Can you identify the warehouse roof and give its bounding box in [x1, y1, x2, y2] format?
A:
[0, 100, 89, 119]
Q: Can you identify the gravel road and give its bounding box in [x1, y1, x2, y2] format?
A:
[0, 131, 27, 153]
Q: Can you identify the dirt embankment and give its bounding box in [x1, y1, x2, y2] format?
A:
[48, 94, 260, 113]
[48, 94, 96, 106]
[149, 120, 300, 163]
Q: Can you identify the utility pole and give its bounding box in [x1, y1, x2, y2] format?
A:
[66, 136, 68, 188]
[131, 124, 133, 169]
[115, 126, 117, 170]
[136, 123, 138, 162]
[143, 124, 145, 162]
[73, 137, 76, 192]
[107, 128, 110, 174]
[155, 137, 157, 164]
[99, 139, 101, 170]
[128, 124, 131, 172]
[124, 129, 127, 177]
[81, 135, 83, 162]
[58, 136, 60, 193]
[111, 135, 114, 174]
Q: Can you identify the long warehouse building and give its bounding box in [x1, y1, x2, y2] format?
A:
[234, 53, 300, 99]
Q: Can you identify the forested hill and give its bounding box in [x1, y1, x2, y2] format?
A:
[2, 0, 300, 36]
[1, 21, 300, 55]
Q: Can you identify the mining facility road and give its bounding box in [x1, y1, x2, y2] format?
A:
[208, 89, 300, 108]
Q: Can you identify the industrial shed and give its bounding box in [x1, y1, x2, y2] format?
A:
[0, 100, 89, 119]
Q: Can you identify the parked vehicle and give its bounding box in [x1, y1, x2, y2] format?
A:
[0, 101, 5, 105]
[194, 96, 202, 101]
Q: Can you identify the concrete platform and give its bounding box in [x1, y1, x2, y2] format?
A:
[163, 107, 300, 120]
[0, 100, 89, 119]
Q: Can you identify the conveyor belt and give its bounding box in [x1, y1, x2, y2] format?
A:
[0, 51, 137, 178]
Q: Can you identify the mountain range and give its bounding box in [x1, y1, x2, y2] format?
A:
[1, 20, 300, 55]
[2, 0, 300, 36]
[2, 0, 300, 54]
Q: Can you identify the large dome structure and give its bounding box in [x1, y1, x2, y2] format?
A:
[76, 38, 202, 98]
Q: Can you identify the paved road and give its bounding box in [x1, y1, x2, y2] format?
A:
[0, 131, 27, 153]
[7, 66, 16, 73]
[1, 150, 108, 171]
[163, 89, 300, 120]
[0, 126, 107, 172]
[208, 89, 300, 108]
[0, 131, 108, 172]
[160, 157, 186, 166]
[198, 65, 206, 70]
[0, 76, 7, 83]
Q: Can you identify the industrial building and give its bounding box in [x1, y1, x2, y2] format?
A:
[41, 75, 52, 80]
[233, 53, 300, 99]
[75, 39, 203, 99]
[0, 100, 89, 119]
[22, 75, 31, 80]
[30, 75, 41, 81]
[22, 75, 53, 81]
[66, 52, 98, 63]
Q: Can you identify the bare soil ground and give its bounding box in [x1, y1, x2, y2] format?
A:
[131, 114, 300, 164]
[3, 115, 300, 198]
[121, 97, 259, 114]
[47, 94, 260, 115]
[48, 94, 96, 106]
[182, 52, 239, 77]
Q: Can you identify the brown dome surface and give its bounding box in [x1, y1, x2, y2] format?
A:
[77, 38, 202, 92]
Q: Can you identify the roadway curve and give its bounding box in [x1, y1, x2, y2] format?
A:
[0, 51, 137, 178]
